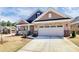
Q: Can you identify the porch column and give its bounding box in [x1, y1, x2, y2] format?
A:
[27, 25, 30, 31]
[64, 24, 70, 37]
[37, 25, 39, 30]
[16, 25, 19, 31]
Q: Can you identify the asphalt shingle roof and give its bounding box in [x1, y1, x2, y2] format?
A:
[26, 10, 43, 23]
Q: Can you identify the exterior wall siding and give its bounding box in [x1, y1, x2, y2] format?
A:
[39, 11, 64, 20]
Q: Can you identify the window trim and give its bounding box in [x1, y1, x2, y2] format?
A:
[48, 13, 52, 18]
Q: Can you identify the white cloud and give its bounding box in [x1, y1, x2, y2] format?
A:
[0, 16, 20, 23]
[55, 7, 79, 18]
[0, 7, 79, 23]
[16, 8, 36, 16]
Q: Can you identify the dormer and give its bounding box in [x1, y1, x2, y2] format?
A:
[36, 12, 41, 17]
[36, 11, 42, 18]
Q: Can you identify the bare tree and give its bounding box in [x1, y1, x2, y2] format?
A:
[0, 18, 3, 44]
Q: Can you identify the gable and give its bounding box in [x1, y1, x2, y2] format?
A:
[18, 20, 28, 25]
[33, 8, 70, 22]
[39, 11, 64, 20]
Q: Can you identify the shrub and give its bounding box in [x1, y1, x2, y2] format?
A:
[32, 31, 38, 37]
[71, 31, 76, 38]
[27, 31, 32, 36]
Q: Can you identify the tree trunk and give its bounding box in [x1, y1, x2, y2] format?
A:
[0, 34, 3, 44]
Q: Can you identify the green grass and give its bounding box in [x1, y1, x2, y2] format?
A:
[68, 35, 79, 46]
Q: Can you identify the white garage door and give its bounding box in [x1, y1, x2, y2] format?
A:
[38, 27, 64, 37]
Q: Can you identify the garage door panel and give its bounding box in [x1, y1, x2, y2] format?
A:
[38, 27, 64, 37]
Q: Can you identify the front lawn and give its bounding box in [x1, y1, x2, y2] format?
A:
[68, 35, 79, 46]
[0, 35, 31, 52]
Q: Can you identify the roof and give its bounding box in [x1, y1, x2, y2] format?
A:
[35, 18, 71, 22]
[33, 8, 71, 23]
[72, 16, 79, 22]
[18, 20, 28, 25]
[26, 10, 43, 23]
[71, 16, 79, 24]
[33, 19, 71, 24]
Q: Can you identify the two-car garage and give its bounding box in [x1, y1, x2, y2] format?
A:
[38, 26, 64, 37]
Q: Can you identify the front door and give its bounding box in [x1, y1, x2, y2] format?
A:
[30, 25, 34, 33]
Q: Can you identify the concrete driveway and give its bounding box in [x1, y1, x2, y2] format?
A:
[18, 37, 79, 52]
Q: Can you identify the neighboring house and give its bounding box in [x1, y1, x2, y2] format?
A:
[0, 26, 11, 34]
[71, 16, 79, 34]
[8, 26, 16, 33]
[31, 8, 71, 37]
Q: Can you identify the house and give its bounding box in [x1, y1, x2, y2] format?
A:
[16, 8, 72, 37]
[31, 8, 71, 37]
[71, 16, 79, 34]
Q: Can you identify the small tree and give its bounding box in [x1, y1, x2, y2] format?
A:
[0, 33, 3, 44]
[1, 21, 7, 26]
[12, 22, 17, 26]
[72, 31, 76, 38]
[7, 21, 12, 26]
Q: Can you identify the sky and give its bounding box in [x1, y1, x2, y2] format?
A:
[0, 7, 79, 23]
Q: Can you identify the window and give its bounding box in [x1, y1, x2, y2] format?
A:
[66, 24, 68, 27]
[18, 26, 25, 31]
[48, 13, 52, 18]
[36, 13, 40, 17]
[51, 26, 56, 27]
[40, 26, 43, 28]
[57, 26, 63, 27]
[37, 13, 40, 15]
[45, 26, 49, 28]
